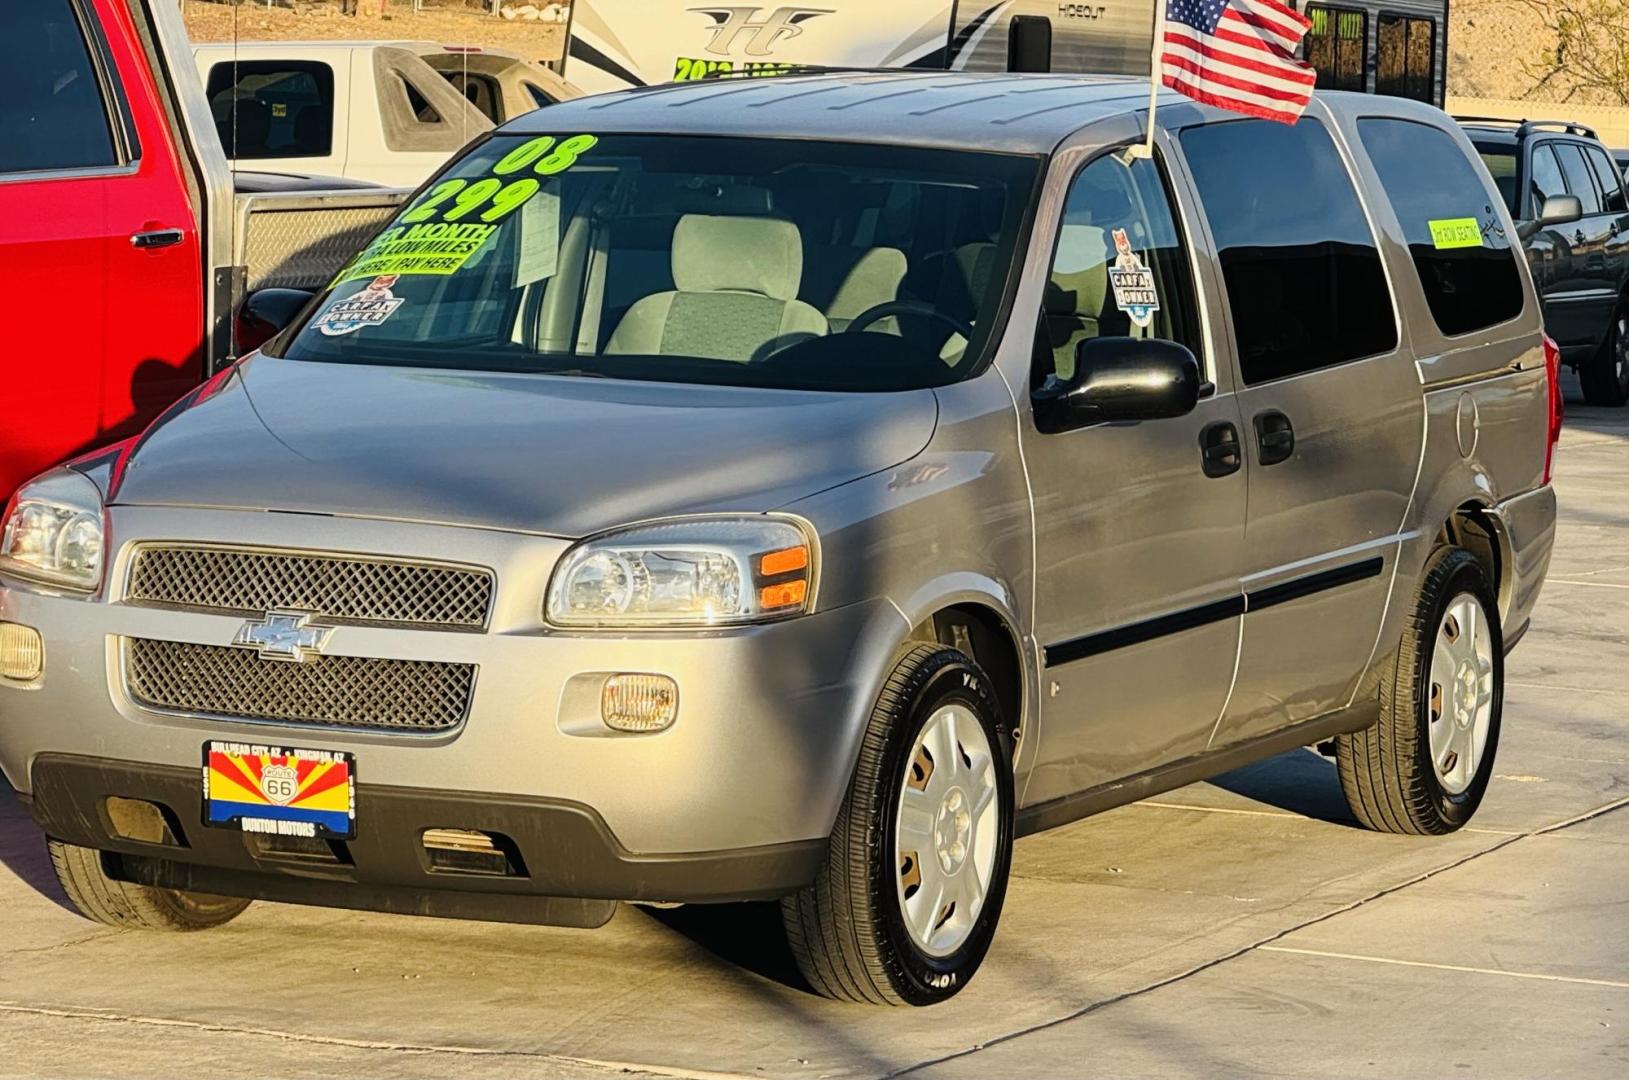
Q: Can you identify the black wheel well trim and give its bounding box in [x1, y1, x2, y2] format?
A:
[908, 602, 1025, 743]
[1443, 502, 1511, 623]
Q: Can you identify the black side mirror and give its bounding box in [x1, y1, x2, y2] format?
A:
[1518, 194, 1583, 240]
[236, 288, 315, 355]
[1035, 337, 1201, 434]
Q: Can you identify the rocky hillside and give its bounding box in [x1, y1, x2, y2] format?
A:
[1451, 0, 1622, 106]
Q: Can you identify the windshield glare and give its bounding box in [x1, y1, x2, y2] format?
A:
[274, 134, 1040, 392]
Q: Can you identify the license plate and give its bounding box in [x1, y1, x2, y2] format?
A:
[202, 741, 356, 840]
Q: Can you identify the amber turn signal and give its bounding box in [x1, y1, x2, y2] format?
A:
[758, 545, 809, 577]
[760, 579, 808, 610]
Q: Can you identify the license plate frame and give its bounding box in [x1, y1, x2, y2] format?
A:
[202, 741, 357, 840]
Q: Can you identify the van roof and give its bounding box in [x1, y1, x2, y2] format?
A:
[508, 71, 1452, 154]
[507, 71, 1157, 154]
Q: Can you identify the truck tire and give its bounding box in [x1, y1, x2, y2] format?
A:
[48, 838, 251, 931]
[1579, 300, 1629, 406]
[1336, 547, 1503, 834]
[781, 644, 1014, 1005]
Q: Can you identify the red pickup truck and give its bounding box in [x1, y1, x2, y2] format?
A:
[0, 0, 408, 499]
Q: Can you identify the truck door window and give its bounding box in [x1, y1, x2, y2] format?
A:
[1039, 152, 1202, 384]
[1528, 144, 1566, 212]
[206, 60, 335, 159]
[1555, 143, 1603, 215]
[1357, 118, 1524, 337]
[0, 0, 118, 175]
[1586, 146, 1628, 214]
[1181, 117, 1397, 385]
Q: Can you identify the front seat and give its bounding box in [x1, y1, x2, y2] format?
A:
[606, 215, 828, 362]
[1042, 224, 1119, 381]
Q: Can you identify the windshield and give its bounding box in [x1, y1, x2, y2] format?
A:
[271, 133, 1041, 392]
[1474, 141, 1520, 217]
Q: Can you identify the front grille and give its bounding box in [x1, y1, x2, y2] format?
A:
[126, 547, 493, 630]
[125, 638, 474, 732]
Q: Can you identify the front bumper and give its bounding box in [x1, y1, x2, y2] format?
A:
[25, 755, 823, 914]
[0, 507, 910, 903]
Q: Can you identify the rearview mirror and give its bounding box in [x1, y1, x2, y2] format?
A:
[236, 288, 315, 355]
[1034, 337, 1201, 434]
[1518, 194, 1583, 241]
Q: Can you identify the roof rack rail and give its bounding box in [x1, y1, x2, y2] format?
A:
[1453, 115, 1599, 140]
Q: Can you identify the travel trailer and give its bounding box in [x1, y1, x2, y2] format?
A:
[562, 0, 1448, 107]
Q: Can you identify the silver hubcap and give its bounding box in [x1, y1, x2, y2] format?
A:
[1428, 594, 1495, 796]
[894, 704, 1000, 957]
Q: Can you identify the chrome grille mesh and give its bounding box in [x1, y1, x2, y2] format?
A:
[126, 547, 492, 630]
[126, 638, 474, 732]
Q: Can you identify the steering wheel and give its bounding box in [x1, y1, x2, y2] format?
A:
[846, 301, 974, 342]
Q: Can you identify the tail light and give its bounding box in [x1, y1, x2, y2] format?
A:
[1543, 333, 1564, 484]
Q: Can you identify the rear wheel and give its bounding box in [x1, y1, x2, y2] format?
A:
[781, 644, 1013, 1005]
[1580, 299, 1629, 406]
[1336, 547, 1502, 834]
[48, 838, 251, 931]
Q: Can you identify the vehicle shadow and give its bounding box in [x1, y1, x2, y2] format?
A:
[1205, 746, 1362, 827]
[0, 774, 76, 912]
[640, 899, 811, 993]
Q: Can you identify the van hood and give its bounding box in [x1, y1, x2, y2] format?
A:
[110, 356, 939, 538]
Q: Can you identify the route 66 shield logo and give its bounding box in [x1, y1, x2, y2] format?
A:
[260, 763, 300, 806]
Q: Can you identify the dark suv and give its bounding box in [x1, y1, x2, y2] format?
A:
[1463, 118, 1629, 405]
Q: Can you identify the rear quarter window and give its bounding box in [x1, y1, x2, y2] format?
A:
[1181, 117, 1397, 385]
[1358, 118, 1525, 337]
[206, 60, 335, 159]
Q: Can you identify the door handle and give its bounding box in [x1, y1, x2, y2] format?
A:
[131, 228, 185, 250]
[1253, 410, 1295, 466]
[1198, 420, 1242, 478]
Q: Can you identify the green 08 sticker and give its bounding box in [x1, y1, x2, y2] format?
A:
[400, 134, 599, 227]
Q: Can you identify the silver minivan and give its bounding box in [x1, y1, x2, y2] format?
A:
[0, 74, 1562, 1005]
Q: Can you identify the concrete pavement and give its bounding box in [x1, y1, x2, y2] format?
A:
[1, 386, 1626, 1079]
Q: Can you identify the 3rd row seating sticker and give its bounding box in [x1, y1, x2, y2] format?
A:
[328, 134, 598, 288]
[1428, 217, 1484, 250]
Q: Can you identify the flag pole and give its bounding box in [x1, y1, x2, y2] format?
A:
[1128, 0, 1167, 159]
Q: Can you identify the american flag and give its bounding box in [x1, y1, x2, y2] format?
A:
[1161, 0, 1317, 124]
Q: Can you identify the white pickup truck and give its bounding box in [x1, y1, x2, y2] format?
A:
[193, 41, 503, 187]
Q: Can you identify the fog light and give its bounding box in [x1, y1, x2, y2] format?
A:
[0, 622, 43, 681]
[601, 673, 678, 733]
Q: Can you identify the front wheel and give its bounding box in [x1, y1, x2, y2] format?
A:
[48, 839, 251, 931]
[1580, 299, 1629, 406]
[781, 644, 1014, 1005]
[1336, 547, 1503, 834]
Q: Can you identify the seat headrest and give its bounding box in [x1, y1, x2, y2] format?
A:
[672, 214, 803, 302]
[1045, 225, 1109, 319]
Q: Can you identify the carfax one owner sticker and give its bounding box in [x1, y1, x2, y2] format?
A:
[1108, 228, 1161, 328]
[313, 275, 406, 337]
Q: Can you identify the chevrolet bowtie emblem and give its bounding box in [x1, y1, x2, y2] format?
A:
[233, 611, 334, 663]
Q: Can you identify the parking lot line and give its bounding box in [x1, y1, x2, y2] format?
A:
[1257, 946, 1629, 989]
[1547, 578, 1629, 590]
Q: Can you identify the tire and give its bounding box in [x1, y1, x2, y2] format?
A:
[1336, 547, 1503, 835]
[781, 643, 1014, 1006]
[1579, 299, 1629, 407]
[48, 838, 251, 931]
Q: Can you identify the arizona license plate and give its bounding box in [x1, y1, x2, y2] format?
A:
[202, 741, 356, 840]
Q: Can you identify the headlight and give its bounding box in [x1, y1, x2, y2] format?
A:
[546, 516, 815, 628]
[0, 468, 107, 591]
